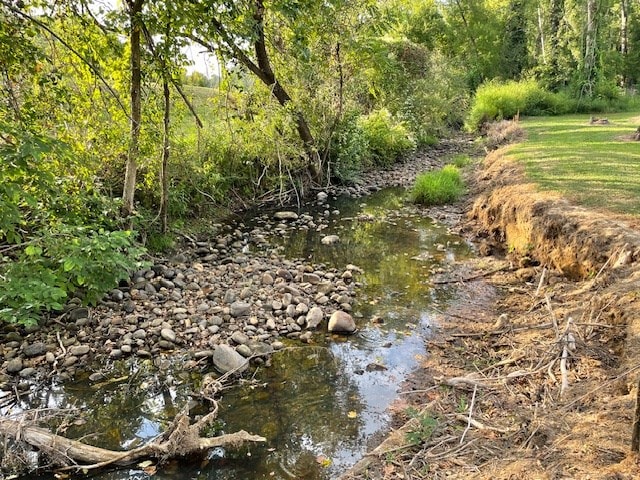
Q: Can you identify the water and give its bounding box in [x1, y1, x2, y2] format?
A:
[12, 188, 472, 480]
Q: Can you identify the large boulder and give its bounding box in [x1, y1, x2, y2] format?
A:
[212, 344, 249, 374]
[328, 311, 356, 334]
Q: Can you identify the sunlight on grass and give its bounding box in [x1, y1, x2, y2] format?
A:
[507, 112, 640, 215]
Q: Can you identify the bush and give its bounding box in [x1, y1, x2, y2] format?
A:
[358, 109, 416, 167]
[466, 79, 560, 131]
[410, 165, 465, 205]
[0, 227, 147, 325]
[329, 113, 370, 183]
[0, 128, 147, 326]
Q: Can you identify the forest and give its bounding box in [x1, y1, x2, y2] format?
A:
[1, 0, 639, 325]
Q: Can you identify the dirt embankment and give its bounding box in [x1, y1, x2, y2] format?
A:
[342, 141, 640, 479]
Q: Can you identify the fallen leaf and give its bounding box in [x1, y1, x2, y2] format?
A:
[143, 465, 157, 475]
[316, 455, 332, 467]
[347, 410, 358, 419]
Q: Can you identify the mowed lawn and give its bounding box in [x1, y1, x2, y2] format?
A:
[507, 112, 640, 215]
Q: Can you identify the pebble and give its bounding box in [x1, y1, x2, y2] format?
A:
[161, 328, 177, 343]
[69, 345, 90, 356]
[23, 342, 46, 357]
[6, 358, 23, 374]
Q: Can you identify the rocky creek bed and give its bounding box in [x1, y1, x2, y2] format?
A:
[0, 138, 480, 478]
[0, 139, 475, 388]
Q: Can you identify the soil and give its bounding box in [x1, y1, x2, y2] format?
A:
[340, 131, 640, 479]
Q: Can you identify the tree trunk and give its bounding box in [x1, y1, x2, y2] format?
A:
[160, 75, 170, 233]
[583, 0, 599, 97]
[620, 0, 629, 87]
[537, 5, 546, 64]
[122, 0, 144, 219]
[251, 0, 321, 180]
[194, 2, 322, 183]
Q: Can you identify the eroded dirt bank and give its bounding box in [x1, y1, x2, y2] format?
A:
[342, 145, 640, 479]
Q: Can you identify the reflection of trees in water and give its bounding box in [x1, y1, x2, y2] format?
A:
[19, 360, 190, 452]
[215, 347, 364, 479]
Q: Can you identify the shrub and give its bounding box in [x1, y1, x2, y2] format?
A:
[0, 227, 147, 325]
[0, 127, 147, 326]
[410, 165, 465, 205]
[466, 79, 558, 131]
[329, 112, 370, 183]
[358, 109, 416, 167]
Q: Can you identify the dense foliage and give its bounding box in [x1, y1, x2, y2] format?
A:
[1, 0, 638, 324]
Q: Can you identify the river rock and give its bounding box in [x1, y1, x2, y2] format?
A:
[262, 273, 274, 285]
[230, 301, 251, 317]
[23, 342, 46, 357]
[161, 328, 176, 343]
[236, 344, 252, 357]
[231, 331, 249, 345]
[321, 235, 340, 245]
[274, 211, 299, 221]
[6, 358, 23, 374]
[276, 268, 293, 281]
[317, 191, 328, 203]
[69, 345, 90, 356]
[212, 344, 249, 374]
[302, 273, 321, 284]
[306, 307, 324, 329]
[19, 367, 36, 378]
[328, 311, 356, 334]
[69, 307, 89, 321]
[62, 356, 78, 367]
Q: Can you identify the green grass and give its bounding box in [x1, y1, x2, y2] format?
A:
[507, 112, 640, 215]
[411, 165, 465, 205]
[448, 154, 472, 168]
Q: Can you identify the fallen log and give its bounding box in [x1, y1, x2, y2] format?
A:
[0, 416, 266, 470]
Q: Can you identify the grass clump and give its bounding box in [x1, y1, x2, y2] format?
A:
[411, 165, 465, 205]
[449, 154, 472, 168]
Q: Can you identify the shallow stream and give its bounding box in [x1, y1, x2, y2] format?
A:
[17, 187, 472, 480]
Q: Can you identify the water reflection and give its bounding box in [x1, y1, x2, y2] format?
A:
[13, 188, 472, 480]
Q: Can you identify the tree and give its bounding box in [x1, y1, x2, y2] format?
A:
[122, 0, 145, 219]
[185, 0, 322, 182]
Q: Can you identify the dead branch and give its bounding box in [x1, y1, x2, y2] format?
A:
[452, 414, 512, 434]
[459, 385, 478, 444]
[0, 417, 265, 471]
[432, 264, 511, 285]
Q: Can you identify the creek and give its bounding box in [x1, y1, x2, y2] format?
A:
[14, 187, 472, 480]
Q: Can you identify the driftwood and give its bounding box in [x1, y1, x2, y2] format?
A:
[0, 416, 266, 470]
[1, 372, 266, 473]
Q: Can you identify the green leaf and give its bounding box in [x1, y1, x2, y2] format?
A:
[25, 245, 43, 256]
